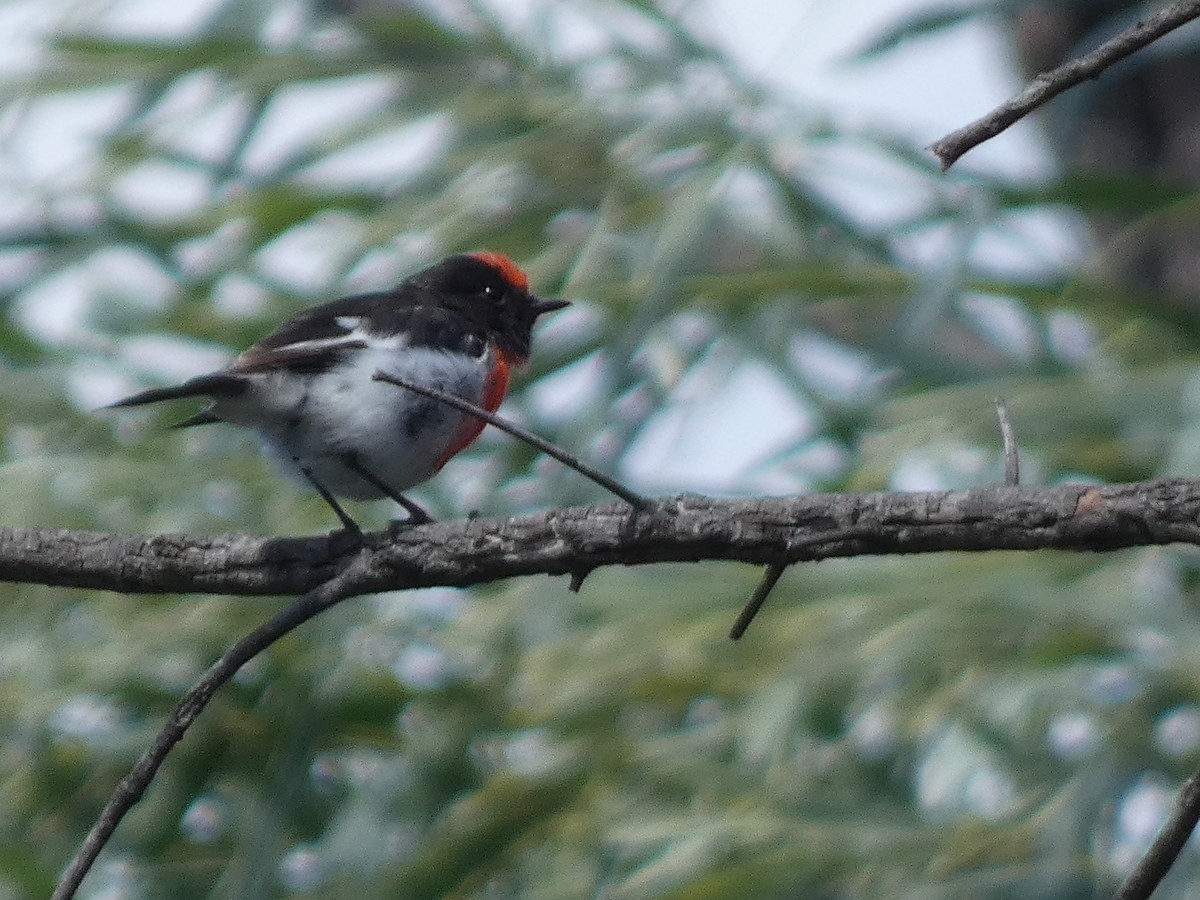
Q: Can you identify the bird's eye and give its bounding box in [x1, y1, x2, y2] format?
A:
[482, 284, 497, 299]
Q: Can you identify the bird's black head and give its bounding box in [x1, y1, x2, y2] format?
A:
[413, 252, 569, 362]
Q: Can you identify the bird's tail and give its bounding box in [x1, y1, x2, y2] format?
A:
[107, 373, 245, 409]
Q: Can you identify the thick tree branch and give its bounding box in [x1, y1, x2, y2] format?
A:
[6, 479, 1200, 599]
[929, 0, 1200, 169]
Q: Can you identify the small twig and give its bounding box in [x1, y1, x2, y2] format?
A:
[929, 0, 1200, 169]
[729, 563, 786, 640]
[568, 567, 593, 593]
[995, 398, 1020, 487]
[1115, 767, 1200, 900]
[52, 555, 375, 900]
[372, 370, 649, 510]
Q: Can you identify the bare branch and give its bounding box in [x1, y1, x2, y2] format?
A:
[995, 398, 1020, 487]
[929, 0, 1200, 169]
[729, 562, 785, 640]
[31, 477, 1200, 896]
[51, 553, 377, 900]
[372, 370, 650, 510]
[4, 479, 1200, 600]
[1116, 768, 1200, 900]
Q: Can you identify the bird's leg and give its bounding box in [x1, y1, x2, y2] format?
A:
[298, 464, 363, 537]
[340, 453, 434, 525]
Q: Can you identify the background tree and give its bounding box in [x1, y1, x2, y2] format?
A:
[1015, 0, 1200, 314]
[2, 0, 1199, 897]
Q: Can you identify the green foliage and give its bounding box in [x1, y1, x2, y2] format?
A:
[2, 0, 1200, 897]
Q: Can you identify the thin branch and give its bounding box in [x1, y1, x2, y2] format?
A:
[995, 398, 1020, 486]
[929, 0, 1200, 169]
[729, 562, 785, 639]
[1115, 768, 1200, 900]
[51, 552, 378, 900]
[4, 480, 1200, 598]
[568, 566, 593, 592]
[371, 370, 650, 510]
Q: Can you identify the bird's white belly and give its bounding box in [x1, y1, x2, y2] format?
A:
[214, 346, 490, 500]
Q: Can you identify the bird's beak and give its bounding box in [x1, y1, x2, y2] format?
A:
[532, 297, 570, 317]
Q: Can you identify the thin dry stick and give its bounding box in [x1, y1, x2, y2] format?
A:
[52, 555, 376, 900]
[929, 0, 1200, 169]
[372, 370, 649, 510]
[382, 368, 792, 637]
[729, 562, 785, 640]
[995, 398, 1020, 487]
[733, 400, 1021, 641]
[1115, 768, 1200, 899]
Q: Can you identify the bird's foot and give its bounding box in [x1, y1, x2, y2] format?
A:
[328, 522, 365, 553]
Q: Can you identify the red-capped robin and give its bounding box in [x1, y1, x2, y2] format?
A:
[109, 252, 569, 533]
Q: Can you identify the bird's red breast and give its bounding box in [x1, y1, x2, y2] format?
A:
[433, 348, 513, 471]
[432, 252, 528, 469]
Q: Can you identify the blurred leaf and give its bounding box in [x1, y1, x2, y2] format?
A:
[992, 172, 1198, 215]
[847, 4, 988, 62]
[390, 771, 587, 896]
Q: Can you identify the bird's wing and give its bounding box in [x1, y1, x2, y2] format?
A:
[230, 292, 487, 375]
[229, 292, 408, 375]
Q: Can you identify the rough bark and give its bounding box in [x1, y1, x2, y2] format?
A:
[6, 478, 1199, 599]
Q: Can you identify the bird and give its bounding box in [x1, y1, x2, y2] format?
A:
[109, 252, 569, 534]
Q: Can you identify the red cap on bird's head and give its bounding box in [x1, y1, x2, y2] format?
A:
[470, 251, 529, 292]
